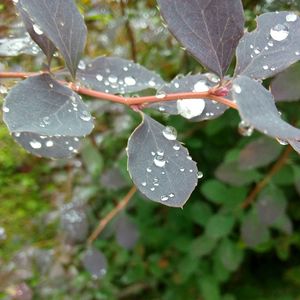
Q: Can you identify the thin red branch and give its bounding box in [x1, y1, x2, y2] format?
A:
[0, 71, 237, 109]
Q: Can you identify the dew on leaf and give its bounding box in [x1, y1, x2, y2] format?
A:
[30, 140, 42, 149]
[286, 13, 298, 22]
[46, 140, 54, 147]
[177, 98, 206, 119]
[96, 74, 103, 81]
[239, 120, 254, 137]
[32, 24, 43, 35]
[276, 138, 288, 145]
[124, 76, 136, 86]
[270, 24, 289, 41]
[193, 80, 209, 92]
[153, 155, 166, 168]
[233, 84, 242, 94]
[162, 126, 177, 140]
[161, 195, 169, 202]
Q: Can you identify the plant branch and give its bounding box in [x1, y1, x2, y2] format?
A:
[0, 71, 237, 109]
[87, 186, 137, 246]
[241, 145, 293, 209]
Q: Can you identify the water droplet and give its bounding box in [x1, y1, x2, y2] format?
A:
[156, 91, 166, 99]
[286, 13, 298, 22]
[46, 140, 54, 147]
[12, 0, 19, 3]
[124, 76, 136, 86]
[33, 24, 43, 35]
[177, 98, 206, 119]
[154, 155, 166, 168]
[173, 144, 180, 151]
[78, 60, 86, 70]
[206, 73, 220, 83]
[180, 168, 185, 172]
[263, 65, 269, 70]
[193, 80, 210, 92]
[158, 106, 166, 112]
[141, 182, 147, 186]
[270, 24, 289, 41]
[149, 80, 156, 87]
[30, 140, 42, 149]
[187, 156, 192, 160]
[49, 83, 54, 88]
[123, 66, 129, 71]
[146, 168, 152, 173]
[161, 195, 169, 202]
[80, 111, 91, 122]
[233, 84, 242, 94]
[238, 121, 254, 137]
[150, 187, 155, 191]
[197, 171, 204, 179]
[169, 193, 175, 198]
[162, 126, 177, 140]
[174, 82, 180, 88]
[254, 47, 261, 54]
[268, 40, 274, 47]
[96, 74, 103, 82]
[3, 106, 9, 113]
[276, 138, 288, 145]
[296, 51, 300, 56]
[108, 75, 118, 84]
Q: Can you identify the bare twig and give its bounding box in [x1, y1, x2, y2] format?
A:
[241, 145, 293, 209]
[87, 186, 137, 245]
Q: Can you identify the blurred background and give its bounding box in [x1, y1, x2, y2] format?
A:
[1, 0, 300, 299]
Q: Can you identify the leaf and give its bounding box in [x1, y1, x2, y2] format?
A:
[289, 140, 300, 155]
[271, 62, 300, 102]
[77, 57, 165, 94]
[19, 0, 87, 77]
[215, 160, 260, 186]
[12, 132, 81, 159]
[241, 212, 270, 248]
[217, 239, 243, 272]
[3, 74, 93, 137]
[16, 2, 56, 64]
[239, 137, 282, 169]
[115, 215, 139, 250]
[199, 276, 221, 300]
[255, 189, 287, 226]
[190, 235, 217, 258]
[157, 0, 244, 77]
[127, 113, 199, 207]
[149, 73, 228, 120]
[235, 12, 300, 80]
[82, 247, 107, 279]
[205, 214, 235, 240]
[232, 76, 300, 141]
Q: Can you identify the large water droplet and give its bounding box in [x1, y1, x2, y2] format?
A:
[154, 155, 166, 168]
[30, 140, 42, 149]
[124, 76, 136, 86]
[193, 80, 210, 92]
[233, 84, 242, 94]
[197, 171, 204, 179]
[286, 13, 298, 22]
[33, 24, 43, 35]
[270, 24, 289, 41]
[238, 121, 254, 137]
[177, 98, 206, 119]
[162, 126, 177, 140]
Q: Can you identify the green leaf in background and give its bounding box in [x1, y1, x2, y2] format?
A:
[206, 214, 235, 240]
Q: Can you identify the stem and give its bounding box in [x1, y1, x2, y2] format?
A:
[0, 71, 236, 109]
[87, 186, 137, 245]
[241, 145, 292, 209]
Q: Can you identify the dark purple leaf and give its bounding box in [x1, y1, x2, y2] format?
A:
[289, 140, 300, 155]
[271, 62, 300, 102]
[115, 215, 139, 250]
[215, 160, 259, 186]
[241, 213, 270, 248]
[61, 204, 89, 242]
[12, 132, 81, 159]
[77, 57, 164, 94]
[127, 113, 199, 207]
[3, 74, 93, 137]
[16, 3, 56, 64]
[19, 0, 87, 77]
[239, 137, 282, 170]
[101, 167, 127, 190]
[149, 73, 228, 120]
[157, 0, 244, 77]
[255, 192, 287, 226]
[232, 76, 300, 141]
[235, 12, 300, 80]
[82, 247, 107, 279]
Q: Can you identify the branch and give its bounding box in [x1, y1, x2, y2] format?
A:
[0, 71, 237, 109]
[87, 186, 137, 245]
[241, 145, 293, 209]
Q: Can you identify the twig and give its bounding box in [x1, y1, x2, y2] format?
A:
[0, 71, 236, 109]
[241, 145, 293, 209]
[87, 186, 137, 245]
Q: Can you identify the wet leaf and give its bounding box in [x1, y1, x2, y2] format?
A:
[82, 247, 107, 279]
[77, 57, 165, 94]
[115, 215, 139, 250]
[12, 132, 81, 159]
[149, 73, 228, 120]
[127, 113, 198, 207]
[239, 137, 282, 169]
[157, 0, 244, 77]
[16, 2, 56, 63]
[271, 62, 300, 102]
[19, 0, 87, 77]
[235, 12, 300, 80]
[232, 76, 300, 141]
[3, 74, 93, 137]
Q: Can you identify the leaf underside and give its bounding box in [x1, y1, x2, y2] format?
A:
[157, 0, 244, 77]
[127, 113, 198, 207]
[235, 12, 300, 80]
